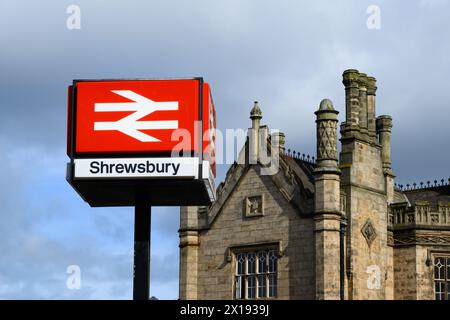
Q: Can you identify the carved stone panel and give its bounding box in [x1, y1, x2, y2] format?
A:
[361, 219, 377, 247]
[244, 195, 264, 218]
[394, 234, 450, 246]
[317, 120, 338, 160]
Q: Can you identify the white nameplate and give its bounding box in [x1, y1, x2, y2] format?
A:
[74, 157, 199, 179]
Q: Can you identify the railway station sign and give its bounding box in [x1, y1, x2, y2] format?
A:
[66, 78, 216, 207]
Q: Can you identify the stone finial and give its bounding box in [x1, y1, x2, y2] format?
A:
[249, 101, 262, 163]
[250, 101, 262, 120]
[315, 99, 339, 117]
[319, 98, 335, 111]
[315, 99, 340, 173]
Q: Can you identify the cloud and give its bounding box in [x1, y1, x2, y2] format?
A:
[0, 0, 449, 299]
[0, 137, 179, 299]
[419, 0, 447, 9]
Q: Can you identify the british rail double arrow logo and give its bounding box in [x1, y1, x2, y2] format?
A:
[94, 90, 179, 142]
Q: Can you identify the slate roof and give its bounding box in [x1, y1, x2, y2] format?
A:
[403, 185, 450, 209]
[280, 153, 315, 194]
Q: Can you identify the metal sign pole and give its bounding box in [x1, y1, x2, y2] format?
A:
[133, 197, 151, 300]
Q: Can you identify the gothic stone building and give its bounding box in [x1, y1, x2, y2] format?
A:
[178, 69, 450, 300]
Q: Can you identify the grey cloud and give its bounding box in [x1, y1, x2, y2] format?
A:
[0, 139, 179, 299]
[0, 0, 449, 299]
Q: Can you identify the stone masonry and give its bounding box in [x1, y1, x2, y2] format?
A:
[179, 69, 450, 300]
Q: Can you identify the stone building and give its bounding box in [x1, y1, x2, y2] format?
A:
[178, 69, 450, 300]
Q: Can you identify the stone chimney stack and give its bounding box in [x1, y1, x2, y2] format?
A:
[366, 76, 378, 142]
[314, 99, 341, 300]
[376, 115, 395, 202]
[342, 70, 379, 143]
[357, 73, 369, 138]
[376, 116, 393, 173]
[342, 69, 361, 136]
[339, 69, 394, 299]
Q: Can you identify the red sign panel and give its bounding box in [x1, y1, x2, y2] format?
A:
[67, 78, 216, 176]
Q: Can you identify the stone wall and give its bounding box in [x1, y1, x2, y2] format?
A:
[392, 229, 450, 300]
[415, 245, 434, 300]
[393, 246, 417, 299]
[341, 140, 392, 300]
[385, 245, 394, 299]
[179, 69, 449, 301]
[196, 165, 315, 299]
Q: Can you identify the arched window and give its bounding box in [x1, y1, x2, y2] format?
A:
[434, 256, 450, 300]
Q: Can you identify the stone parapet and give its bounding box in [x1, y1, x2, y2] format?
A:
[389, 201, 450, 228]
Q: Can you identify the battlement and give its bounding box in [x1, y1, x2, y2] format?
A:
[389, 201, 450, 228]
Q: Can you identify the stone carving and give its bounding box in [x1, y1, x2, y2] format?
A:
[389, 202, 450, 227]
[387, 206, 394, 226]
[317, 121, 338, 160]
[361, 219, 377, 247]
[284, 165, 295, 185]
[431, 213, 440, 224]
[394, 234, 450, 246]
[245, 195, 264, 217]
[387, 232, 394, 246]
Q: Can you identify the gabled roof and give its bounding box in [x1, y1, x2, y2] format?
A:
[203, 142, 316, 229]
[394, 189, 410, 205]
[281, 153, 315, 193]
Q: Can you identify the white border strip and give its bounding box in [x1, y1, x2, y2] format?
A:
[74, 157, 200, 179]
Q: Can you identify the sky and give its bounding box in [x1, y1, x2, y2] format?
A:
[0, 0, 449, 299]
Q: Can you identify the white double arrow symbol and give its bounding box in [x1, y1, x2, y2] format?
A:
[94, 90, 178, 142]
